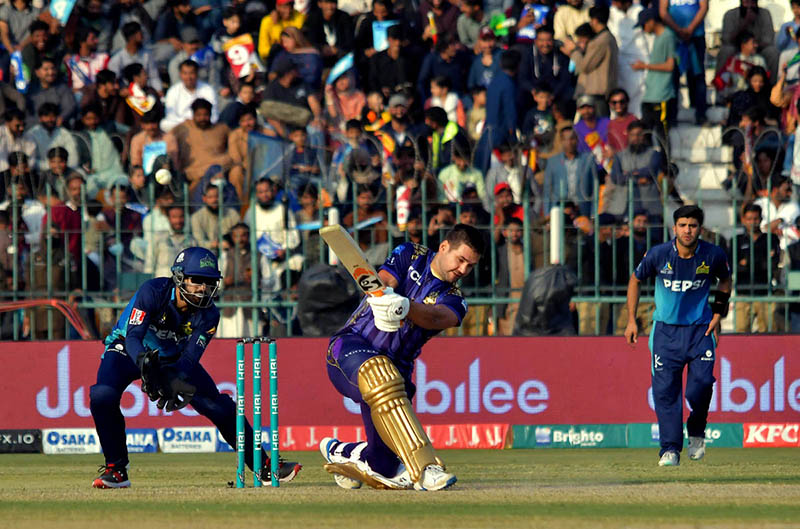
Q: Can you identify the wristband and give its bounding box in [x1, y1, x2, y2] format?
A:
[710, 290, 730, 317]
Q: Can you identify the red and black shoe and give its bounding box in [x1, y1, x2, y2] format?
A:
[259, 458, 302, 483]
[92, 463, 131, 489]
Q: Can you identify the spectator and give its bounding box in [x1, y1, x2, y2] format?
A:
[467, 86, 486, 142]
[0, 152, 43, 250]
[258, 0, 306, 61]
[0, 81, 26, 122]
[129, 109, 180, 177]
[426, 76, 465, 127]
[421, 0, 460, 45]
[268, 27, 323, 92]
[79, 0, 114, 53]
[368, 24, 412, 97]
[342, 184, 389, 257]
[574, 95, 610, 168]
[0, 108, 36, 173]
[139, 187, 175, 265]
[660, 0, 708, 125]
[576, 212, 616, 335]
[118, 62, 163, 134]
[417, 37, 467, 101]
[714, 31, 768, 103]
[75, 105, 128, 198]
[733, 202, 782, 332]
[21, 20, 62, 76]
[521, 82, 555, 143]
[609, 119, 667, 220]
[634, 8, 677, 147]
[544, 127, 595, 216]
[40, 146, 83, 203]
[144, 203, 198, 277]
[161, 59, 218, 132]
[28, 56, 77, 128]
[167, 26, 221, 90]
[228, 104, 267, 204]
[324, 69, 366, 131]
[554, 0, 590, 43]
[561, 6, 619, 116]
[287, 126, 320, 191]
[467, 26, 501, 91]
[172, 98, 231, 193]
[457, 0, 488, 50]
[754, 174, 800, 253]
[353, 0, 397, 70]
[219, 82, 256, 129]
[0, 1, 43, 54]
[64, 26, 110, 97]
[302, 0, 355, 68]
[779, 0, 800, 55]
[79, 69, 122, 133]
[219, 222, 254, 338]
[107, 22, 164, 95]
[190, 181, 241, 253]
[510, 0, 555, 44]
[485, 143, 531, 206]
[479, 49, 520, 172]
[727, 66, 778, 127]
[725, 106, 779, 199]
[374, 93, 419, 161]
[613, 209, 658, 335]
[719, 0, 778, 80]
[330, 118, 377, 200]
[108, 0, 157, 53]
[153, 0, 200, 57]
[491, 181, 524, 240]
[607, 88, 637, 151]
[245, 178, 302, 293]
[209, 5, 248, 101]
[496, 217, 525, 335]
[23, 102, 78, 173]
[518, 25, 573, 106]
[296, 183, 323, 264]
[261, 55, 323, 138]
[608, 0, 647, 115]
[438, 144, 485, 203]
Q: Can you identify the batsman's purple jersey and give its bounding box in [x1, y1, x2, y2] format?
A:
[333, 242, 468, 375]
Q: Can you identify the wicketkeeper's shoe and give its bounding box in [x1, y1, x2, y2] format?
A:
[92, 463, 130, 489]
[413, 464, 457, 491]
[688, 436, 705, 461]
[259, 458, 302, 483]
[658, 451, 680, 467]
[320, 437, 362, 489]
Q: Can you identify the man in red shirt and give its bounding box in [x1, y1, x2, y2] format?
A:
[607, 88, 637, 152]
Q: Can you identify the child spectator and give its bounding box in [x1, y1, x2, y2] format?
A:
[521, 82, 555, 144]
[362, 91, 389, 132]
[219, 82, 256, 129]
[325, 70, 366, 132]
[288, 126, 320, 191]
[467, 86, 486, 142]
[438, 145, 485, 203]
[714, 31, 768, 103]
[426, 75, 466, 128]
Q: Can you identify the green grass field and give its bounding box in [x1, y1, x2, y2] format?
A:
[2, 448, 800, 528]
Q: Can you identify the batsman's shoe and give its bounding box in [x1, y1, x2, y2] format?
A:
[658, 451, 680, 467]
[92, 463, 130, 489]
[320, 438, 362, 489]
[688, 436, 705, 461]
[260, 458, 302, 483]
[413, 464, 457, 491]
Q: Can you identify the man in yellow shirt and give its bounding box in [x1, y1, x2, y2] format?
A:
[258, 0, 306, 60]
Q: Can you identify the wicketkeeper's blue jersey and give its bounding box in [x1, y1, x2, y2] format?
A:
[634, 239, 730, 325]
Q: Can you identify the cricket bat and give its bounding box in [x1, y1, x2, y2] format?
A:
[320, 224, 386, 297]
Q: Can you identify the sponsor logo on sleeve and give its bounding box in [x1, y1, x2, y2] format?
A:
[129, 309, 146, 326]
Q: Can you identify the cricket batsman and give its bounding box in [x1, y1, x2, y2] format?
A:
[89, 247, 301, 488]
[320, 224, 485, 490]
[625, 206, 731, 466]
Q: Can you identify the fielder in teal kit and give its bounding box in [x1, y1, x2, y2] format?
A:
[625, 206, 731, 466]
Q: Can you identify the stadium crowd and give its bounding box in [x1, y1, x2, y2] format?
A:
[1, 0, 800, 339]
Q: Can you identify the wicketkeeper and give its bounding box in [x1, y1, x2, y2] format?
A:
[89, 247, 301, 488]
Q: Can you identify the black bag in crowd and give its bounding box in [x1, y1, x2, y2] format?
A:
[513, 265, 577, 336]
[297, 263, 362, 336]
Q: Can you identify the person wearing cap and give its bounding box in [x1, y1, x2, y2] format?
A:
[457, 0, 489, 50]
[518, 25, 574, 105]
[368, 24, 413, 97]
[167, 26, 221, 91]
[302, 0, 355, 68]
[574, 94, 610, 169]
[161, 59, 219, 132]
[374, 93, 419, 159]
[544, 126, 595, 217]
[561, 6, 618, 116]
[258, 0, 306, 61]
[492, 181, 524, 236]
[632, 8, 676, 147]
[467, 26, 501, 91]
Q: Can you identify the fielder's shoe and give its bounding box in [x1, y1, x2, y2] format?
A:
[92, 463, 130, 489]
[259, 457, 302, 483]
[413, 464, 457, 491]
[688, 436, 705, 461]
[658, 451, 680, 467]
[320, 437, 362, 489]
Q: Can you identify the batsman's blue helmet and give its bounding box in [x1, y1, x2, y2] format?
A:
[171, 247, 222, 279]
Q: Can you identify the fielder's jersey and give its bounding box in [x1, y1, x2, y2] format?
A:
[336, 242, 467, 375]
[634, 239, 730, 325]
[105, 277, 220, 372]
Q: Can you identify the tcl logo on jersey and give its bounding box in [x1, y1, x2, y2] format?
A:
[662, 279, 706, 292]
[743, 423, 800, 447]
[408, 269, 423, 286]
[129, 309, 145, 325]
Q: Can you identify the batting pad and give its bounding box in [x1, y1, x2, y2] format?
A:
[358, 355, 438, 482]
